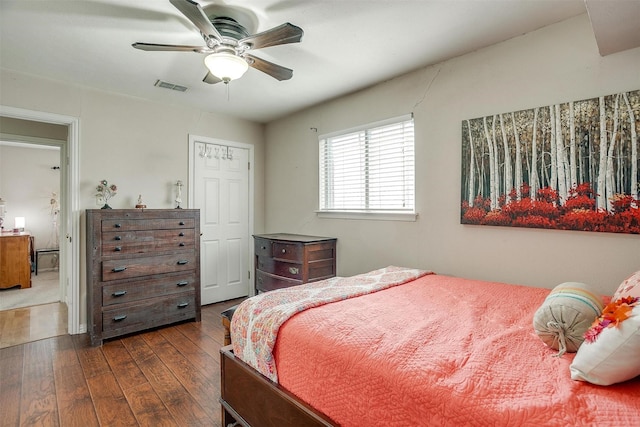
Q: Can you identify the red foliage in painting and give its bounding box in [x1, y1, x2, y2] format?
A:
[502, 198, 533, 219]
[473, 195, 491, 211]
[462, 207, 487, 224]
[481, 210, 511, 226]
[570, 183, 596, 198]
[564, 195, 596, 211]
[557, 209, 609, 231]
[460, 180, 638, 234]
[606, 208, 640, 233]
[611, 194, 635, 213]
[511, 215, 556, 229]
[536, 187, 559, 204]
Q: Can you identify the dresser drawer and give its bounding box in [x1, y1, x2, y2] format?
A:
[256, 256, 303, 280]
[254, 238, 272, 258]
[272, 242, 303, 261]
[101, 292, 196, 336]
[102, 272, 196, 306]
[101, 218, 195, 232]
[256, 270, 301, 292]
[102, 253, 196, 281]
[101, 229, 195, 255]
[307, 241, 336, 262]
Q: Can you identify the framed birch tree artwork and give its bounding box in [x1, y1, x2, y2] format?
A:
[461, 90, 640, 234]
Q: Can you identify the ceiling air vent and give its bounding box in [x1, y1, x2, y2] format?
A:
[154, 80, 188, 92]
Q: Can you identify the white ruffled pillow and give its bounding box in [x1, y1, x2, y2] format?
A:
[570, 271, 640, 386]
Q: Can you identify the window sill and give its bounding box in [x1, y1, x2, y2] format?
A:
[316, 210, 418, 222]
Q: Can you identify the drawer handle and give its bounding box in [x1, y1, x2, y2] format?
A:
[114, 246, 122, 252]
[289, 267, 299, 275]
[261, 246, 266, 250]
[114, 236, 122, 241]
[281, 249, 286, 254]
[179, 242, 185, 247]
[179, 232, 185, 236]
[112, 290, 127, 297]
[177, 260, 189, 265]
[177, 302, 189, 309]
[258, 277, 263, 284]
[114, 223, 122, 228]
[113, 315, 127, 322]
[177, 281, 189, 287]
[112, 266, 127, 273]
[179, 221, 185, 226]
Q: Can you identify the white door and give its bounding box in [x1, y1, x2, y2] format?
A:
[191, 139, 251, 304]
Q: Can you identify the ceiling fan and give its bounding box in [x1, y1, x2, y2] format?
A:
[132, 0, 303, 84]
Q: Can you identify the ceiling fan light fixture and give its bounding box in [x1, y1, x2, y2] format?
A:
[204, 52, 249, 83]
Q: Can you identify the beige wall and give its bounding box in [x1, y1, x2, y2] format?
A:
[264, 14, 640, 295]
[0, 70, 265, 326]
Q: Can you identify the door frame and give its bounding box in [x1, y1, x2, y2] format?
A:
[187, 134, 256, 298]
[0, 105, 82, 334]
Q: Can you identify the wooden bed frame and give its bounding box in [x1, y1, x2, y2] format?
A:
[220, 345, 336, 427]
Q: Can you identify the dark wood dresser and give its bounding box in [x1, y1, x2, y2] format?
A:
[86, 209, 201, 346]
[253, 233, 337, 293]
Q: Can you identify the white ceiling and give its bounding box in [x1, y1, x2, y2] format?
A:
[1, 0, 638, 124]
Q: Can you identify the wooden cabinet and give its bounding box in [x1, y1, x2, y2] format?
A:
[254, 233, 336, 293]
[86, 209, 201, 346]
[0, 232, 32, 289]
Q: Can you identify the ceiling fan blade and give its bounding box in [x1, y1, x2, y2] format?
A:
[245, 54, 293, 81]
[239, 23, 303, 50]
[203, 72, 222, 85]
[132, 42, 211, 53]
[169, 0, 222, 41]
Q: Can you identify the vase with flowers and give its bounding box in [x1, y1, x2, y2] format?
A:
[96, 179, 117, 209]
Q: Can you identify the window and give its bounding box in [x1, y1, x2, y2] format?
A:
[319, 114, 415, 220]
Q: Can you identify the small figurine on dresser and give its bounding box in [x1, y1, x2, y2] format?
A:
[135, 194, 147, 209]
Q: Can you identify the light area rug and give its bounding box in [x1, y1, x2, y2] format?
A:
[0, 270, 60, 311]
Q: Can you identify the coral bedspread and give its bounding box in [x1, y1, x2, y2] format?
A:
[262, 273, 640, 426]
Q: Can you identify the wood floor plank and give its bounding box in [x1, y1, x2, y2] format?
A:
[74, 336, 112, 380]
[0, 344, 24, 426]
[119, 332, 212, 426]
[20, 339, 59, 426]
[51, 335, 100, 427]
[101, 340, 147, 391]
[123, 382, 177, 427]
[160, 326, 220, 375]
[141, 330, 221, 422]
[85, 372, 138, 427]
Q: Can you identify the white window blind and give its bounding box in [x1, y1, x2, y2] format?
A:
[319, 115, 415, 213]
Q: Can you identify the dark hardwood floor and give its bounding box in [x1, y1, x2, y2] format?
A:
[0, 298, 243, 427]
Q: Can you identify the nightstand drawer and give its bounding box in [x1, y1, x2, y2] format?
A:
[254, 238, 272, 258]
[272, 242, 302, 261]
[255, 270, 301, 292]
[256, 256, 303, 280]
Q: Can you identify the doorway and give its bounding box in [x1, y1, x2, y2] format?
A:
[0, 105, 81, 335]
[0, 140, 62, 312]
[189, 135, 254, 305]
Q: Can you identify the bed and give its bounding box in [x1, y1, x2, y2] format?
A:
[220, 266, 640, 426]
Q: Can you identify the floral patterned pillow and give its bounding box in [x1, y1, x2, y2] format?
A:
[570, 273, 640, 386]
[613, 270, 640, 299]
